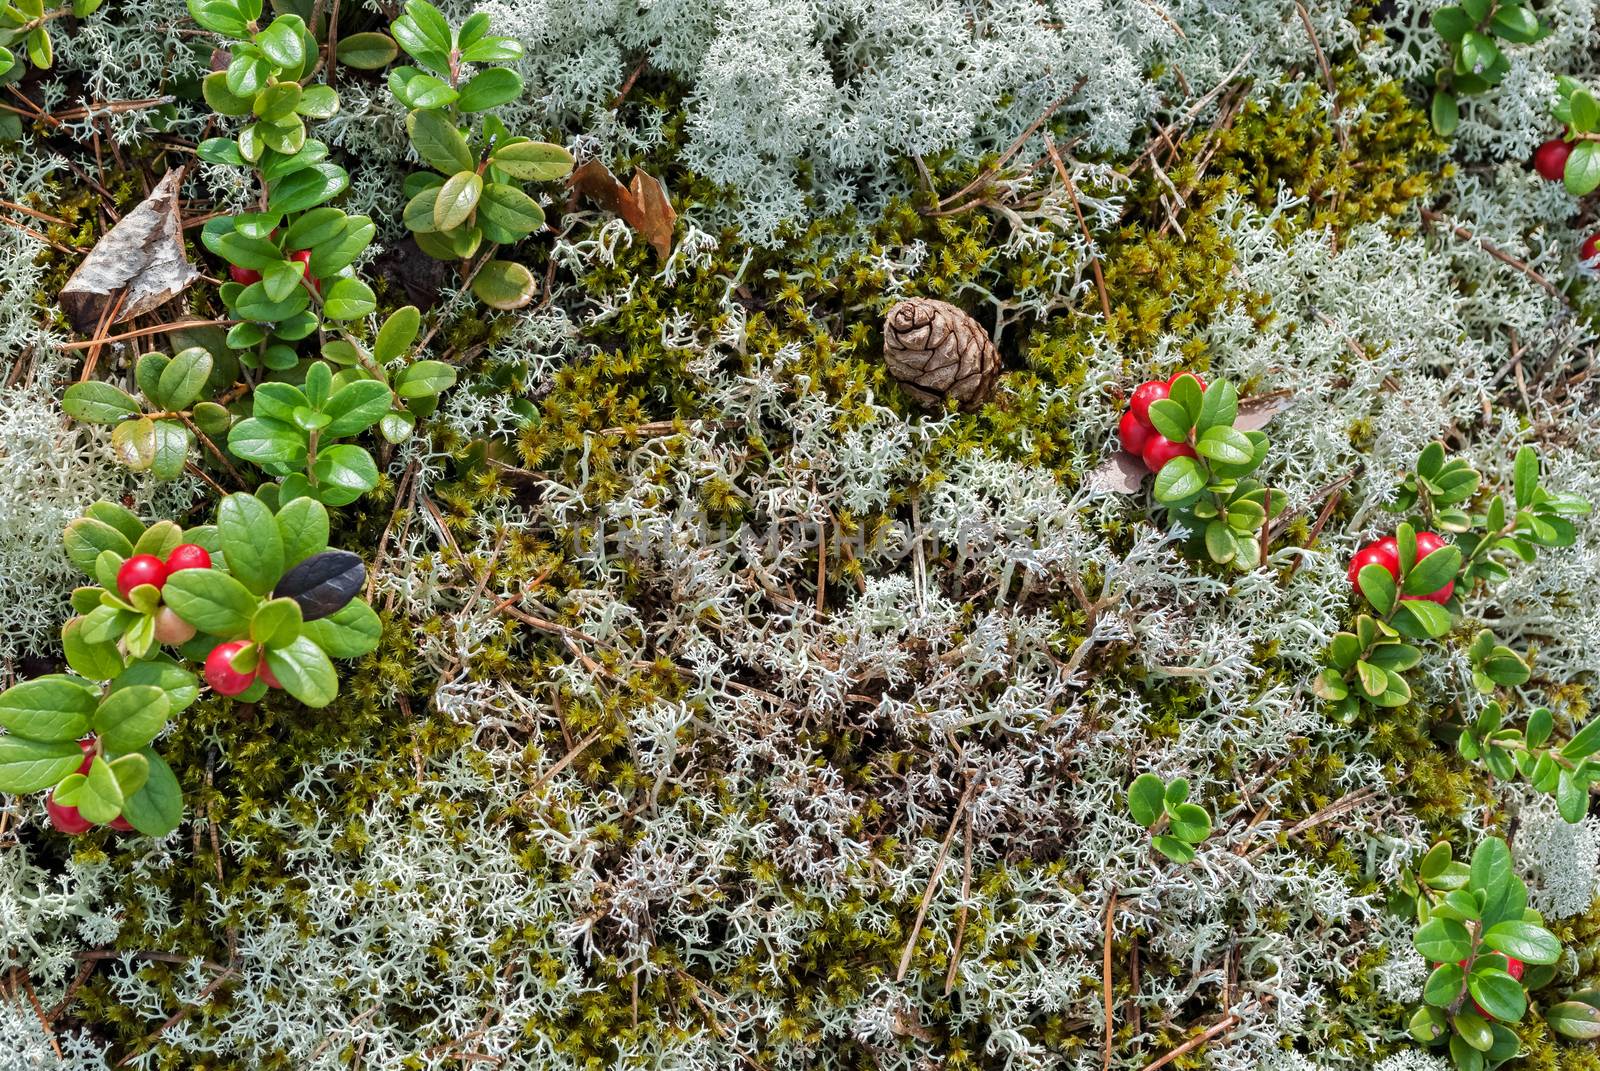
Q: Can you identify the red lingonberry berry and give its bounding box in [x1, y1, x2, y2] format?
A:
[257, 660, 282, 690]
[1407, 530, 1456, 604]
[1533, 138, 1572, 182]
[1347, 537, 1400, 592]
[289, 249, 320, 292]
[1167, 370, 1207, 392]
[108, 815, 134, 832]
[1141, 436, 1197, 474]
[46, 793, 93, 834]
[204, 640, 256, 696]
[1128, 380, 1169, 425]
[116, 554, 168, 601]
[1582, 233, 1600, 264]
[229, 264, 263, 286]
[165, 543, 212, 573]
[1118, 409, 1151, 457]
[75, 737, 94, 773]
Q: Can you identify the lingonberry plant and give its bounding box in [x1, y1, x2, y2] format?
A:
[61, 492, 380, 709]
[1405, 837, 1562, 1070]
[319, 304, 458, 445]
[61, 346, 236, 479]
[227, 361, 394, 505]
[390, 0, 575, 309]
[189, 2, 384, 356]
[1317, 443, 1590, 724]
[1, 495, 380, 836]
[1121, 372, 1280, 569]
[1126, 773, 1213, 863]
[1427, 0, 1549, 136]
[1455, 700, 1600, 822]
[0, 0, 103, 86]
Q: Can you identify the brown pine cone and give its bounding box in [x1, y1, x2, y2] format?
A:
[882, 298, 1000, 410]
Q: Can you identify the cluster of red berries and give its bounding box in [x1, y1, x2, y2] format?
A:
[45, 739, 133, 835]
[1346, 531, 1456, 604]
[117, 544, 210, 646]
[114, 545, 279, 697]
[1118, 371, 1207, 473]
[1532, 137, 1600, 263]
[228, 249, 319, 292]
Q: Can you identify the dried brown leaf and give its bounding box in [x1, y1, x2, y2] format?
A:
[60, 168, 200, 336]
[623, 168, 675, 261]
[1092, 451, 1149, 494]
[567, 159, 675, 260]
[1235, 389, 1293, 432]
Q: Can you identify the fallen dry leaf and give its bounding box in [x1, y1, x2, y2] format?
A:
[1235, 389, 1293, 432]
[60, 168, 201, 336]
[1089, 390, 1295, 494]
[1092, 450, 1150, 495]
[568, 159, 676, 260]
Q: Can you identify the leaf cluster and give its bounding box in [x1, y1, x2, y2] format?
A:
[0, 671, 187, 834]
[0, 0, 103, 94]
[62, 347, 236, 479]
[1429, 0, 1549, 135]
[1457, 699, 1600, 822]
[1406, 838, 1560, 1070]
[390, 0, 574, 309]
[1550, 78, 1600, 196]
[1126, 773, 1213, 863]
[1319, 446, 1591, 724]
[227, 363, 394, 505]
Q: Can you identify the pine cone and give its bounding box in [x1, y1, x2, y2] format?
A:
[882, 298, 1000, 409]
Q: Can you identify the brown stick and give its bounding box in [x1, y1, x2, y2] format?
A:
[895, 778, 979, 982]
[59, 319, 238, 350]
[1419, 208, 1565, 300]
[942, 815, 974, 995]
[19, 973, 63, 1060]
[1101, 890, 1118, 1071]
[1139, 1011, 1242, 1071]
[1042, 131, 1112, 321]
[78, 290, 128, 382]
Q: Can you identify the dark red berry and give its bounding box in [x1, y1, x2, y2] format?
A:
[1118, 409, 1151, 457]
[204, 640, 256, 696]
[1583, 233, 1600, 264]
[257, 660, 282, 690]
[289, 249, 320, 292]
[1141, 436, 1196, 474]
[1533, 138, 1572, 182]
[1347, 537, 1400, 592]
[46, 793, 92, 834]
[229, 264, 262, 286]
[116, 554, 168, 601]
[1406, 530, 1456, 604]
[108, 815, 134, 832]
[165, 543, 212, 573]
[1128, 380, 1169, 425]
